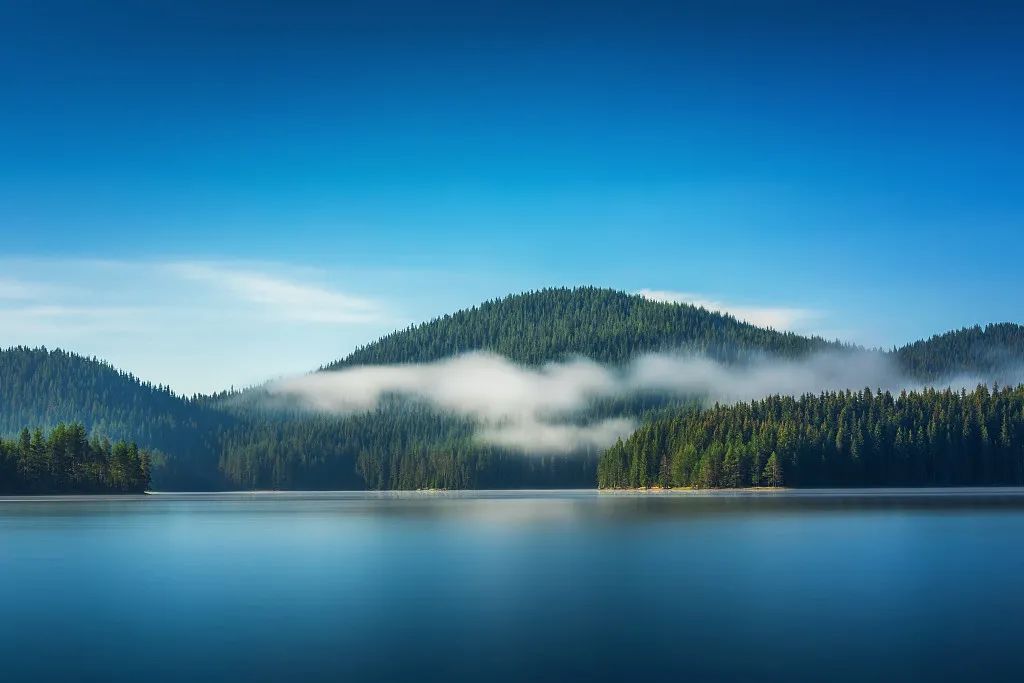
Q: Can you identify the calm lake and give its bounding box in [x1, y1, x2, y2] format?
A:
[2, 489, 1024, 682]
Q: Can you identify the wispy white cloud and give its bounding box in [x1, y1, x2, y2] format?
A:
[479, 418, 637, 454]
[0, 304, 149, 336]
[637, 288, 820, 332]
[0, 276, 67, 301]
[0, 258, 399, 393]
[270, 349, 943, 454]
[271, 352, 639, 454]
[166, 262, 385, 324]
[0, 270, 147, 334]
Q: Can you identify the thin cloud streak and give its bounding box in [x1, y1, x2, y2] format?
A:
[167, 262, 385, 324]
[0, 278, 39, 300]
[0, 257, 400, 393]
[0, 305, 150, 336]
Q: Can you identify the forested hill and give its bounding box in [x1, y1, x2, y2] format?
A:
[0, 347, 229, 489]
[895, 323, 1024, 382]
[324, 287, 838, 369]
[215, 288, 842, 490]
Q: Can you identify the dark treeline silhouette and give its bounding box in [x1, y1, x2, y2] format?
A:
[598, 385, 1024, 489]
[0, 423, 151, 494]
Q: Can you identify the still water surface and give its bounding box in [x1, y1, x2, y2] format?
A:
[2, 489, 1024, 682]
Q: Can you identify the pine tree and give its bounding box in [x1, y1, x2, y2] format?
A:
[722, 446, 741, 488]
[762, 452, 784, 488]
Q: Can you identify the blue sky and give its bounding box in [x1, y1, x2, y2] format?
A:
[1, 1, 1022, 393]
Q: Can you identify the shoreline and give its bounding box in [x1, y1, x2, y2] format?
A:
[8, 486, 1024, 501]
[599, 486, 787, 493]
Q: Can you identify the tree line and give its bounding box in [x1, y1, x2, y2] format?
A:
[0, 423, 151, 494]
[598, 385, 1024, 489]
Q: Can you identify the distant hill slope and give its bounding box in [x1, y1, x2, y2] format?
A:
[0, 347, 229, 489]
[894, 323, 1024, 382]
[325, 287, 839, 369]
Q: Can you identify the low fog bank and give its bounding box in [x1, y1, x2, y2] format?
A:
[269, 351, 1020, 454]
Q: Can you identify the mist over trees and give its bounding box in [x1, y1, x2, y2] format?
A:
[2, 289, 1024, 491]
[216, 403, 598, 490]
[209, 287, 841, 490]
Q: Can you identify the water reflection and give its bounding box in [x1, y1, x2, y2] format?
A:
[3, 489, 1024, 682]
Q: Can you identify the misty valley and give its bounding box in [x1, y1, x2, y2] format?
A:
[2, 288, 1022, 495]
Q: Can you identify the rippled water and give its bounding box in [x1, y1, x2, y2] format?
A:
[3, 489, 1024, 682]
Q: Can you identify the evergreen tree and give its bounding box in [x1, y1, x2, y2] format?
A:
[762, 452, 784, 488]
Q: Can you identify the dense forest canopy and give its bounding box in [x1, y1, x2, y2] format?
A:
[1, 288, 1023, 491]
[0, 423, 150, 494]
[598, 385, 1024, 489]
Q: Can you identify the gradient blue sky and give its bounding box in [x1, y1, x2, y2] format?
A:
[1, 1, 1022, 393]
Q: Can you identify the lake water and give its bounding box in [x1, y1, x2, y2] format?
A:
[3, 489, 1024, 682]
